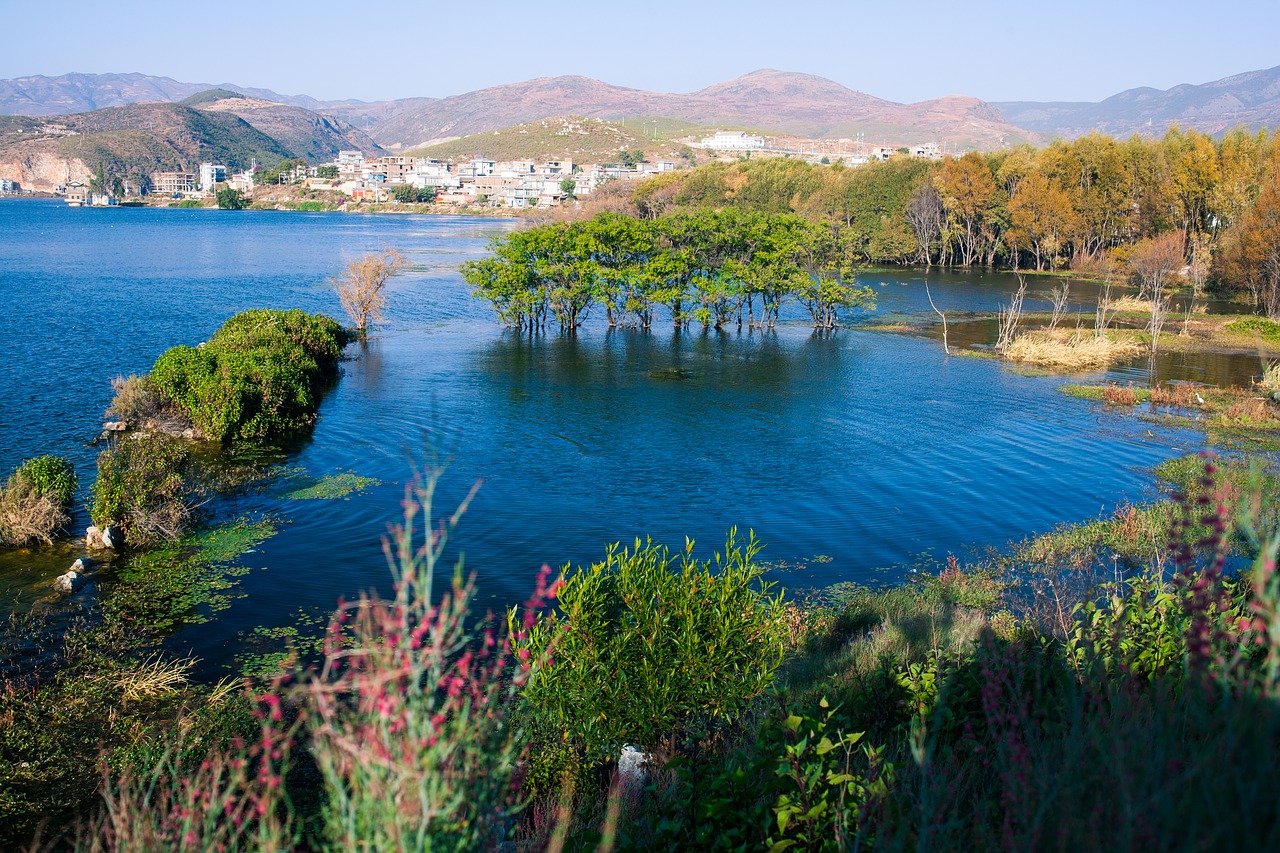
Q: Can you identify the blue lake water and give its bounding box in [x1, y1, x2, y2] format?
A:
[0, 199, 1211, 674]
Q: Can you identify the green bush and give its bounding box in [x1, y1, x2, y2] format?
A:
[91, 433, 198, 546]
[520, 531, 788, 762]
[216, 187, 248, 210]
[0, 455, 77, 546]
[148, 309, 351, 442]
[14, 455, 77, 508]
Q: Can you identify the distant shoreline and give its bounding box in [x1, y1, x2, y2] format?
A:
[0, 195, 528, 218]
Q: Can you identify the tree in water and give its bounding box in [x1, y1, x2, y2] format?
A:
[333, 249, 408, 338]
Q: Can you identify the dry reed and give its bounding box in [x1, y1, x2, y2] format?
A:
[1004, 329, 1143, 370]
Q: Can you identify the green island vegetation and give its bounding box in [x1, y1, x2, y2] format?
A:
[146, 308, 352, 442]
[86, 308, 352, 545]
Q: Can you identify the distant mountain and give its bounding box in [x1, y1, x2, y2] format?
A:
[0, 72, 350, 116]
[370, 70, 1033, 151]
[185, 91, 384, 161]
[994, 65, 1280, 139]
[0, 102, 295, 191]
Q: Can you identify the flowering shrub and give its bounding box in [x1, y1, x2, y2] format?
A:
[303, 472, 554, 851]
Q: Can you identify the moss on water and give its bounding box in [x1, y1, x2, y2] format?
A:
[106, 518, 277, 636]
[277, 470, 379, 500]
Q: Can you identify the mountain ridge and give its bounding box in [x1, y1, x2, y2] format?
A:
[993, 64, 1280, 138]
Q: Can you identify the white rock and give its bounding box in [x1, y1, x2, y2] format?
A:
[85, 526, 105, 548]
[53, 571, 85, 594]
[70, 557, 95, 572]
[102, 421, 127, 431]
[102, 526, 123, 549]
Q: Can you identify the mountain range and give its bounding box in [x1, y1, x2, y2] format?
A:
[2, 66, 1279, 193]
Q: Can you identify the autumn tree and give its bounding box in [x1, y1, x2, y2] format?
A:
[1007, 172, 1081, 270]
[1217, 170, 1280, 320]
[333, 249, 408, 337]
[933, 152, 998, 266]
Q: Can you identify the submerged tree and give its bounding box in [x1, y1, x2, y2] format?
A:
[334, 249, 408, 338]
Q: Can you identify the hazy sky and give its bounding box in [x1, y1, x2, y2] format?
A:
[5, 0, 1278, 104]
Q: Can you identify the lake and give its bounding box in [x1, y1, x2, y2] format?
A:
[0, 199, 1214, 674]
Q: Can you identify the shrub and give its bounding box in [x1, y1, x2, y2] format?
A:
[148, 309, 351, 442]
[0, 455, 77, 546]
[91, 433, 199, 546]
[105, 374, 162, 427]
[1227, 316, 1280, 343]
[520, 532, 789, 762]
[215, 188, 248, 210]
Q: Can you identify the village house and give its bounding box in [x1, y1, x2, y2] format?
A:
[64, 181, 88, 206]
[363, 156, 416, 185]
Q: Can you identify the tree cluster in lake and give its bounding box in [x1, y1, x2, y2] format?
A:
[573, 127, 1280, 318]
[462, 210, 876, 332]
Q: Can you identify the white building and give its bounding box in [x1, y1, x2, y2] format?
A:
[199, 163, 227, 192]
[696, 131, 766, 151]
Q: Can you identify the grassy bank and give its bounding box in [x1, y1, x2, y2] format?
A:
[4, 449, 1278, 850]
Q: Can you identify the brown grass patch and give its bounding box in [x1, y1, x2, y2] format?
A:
[1111, 295, 1154, 313]
[1004, 329, 1144, 370]
[1223, 398, 1277, 422]
[0, 489, 69, 547]
[1103, 384, 1140, 405]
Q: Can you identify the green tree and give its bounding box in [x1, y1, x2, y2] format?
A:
[215, 188, 248, 210]
[390, 184, 434, 203]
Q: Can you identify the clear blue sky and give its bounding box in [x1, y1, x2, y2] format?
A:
[5, 0, 1278, 105]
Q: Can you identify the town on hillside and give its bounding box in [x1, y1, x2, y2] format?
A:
[28, 129, 946, 209]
